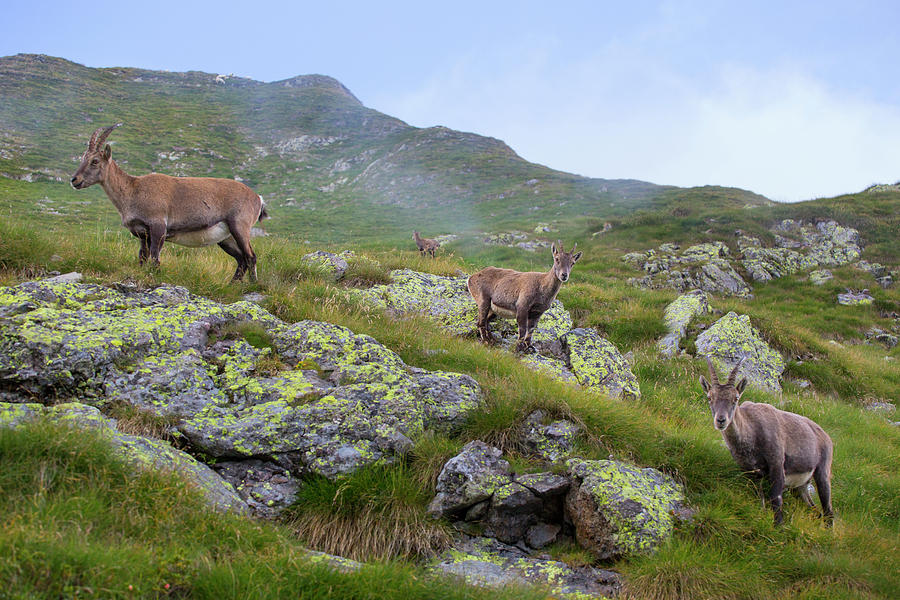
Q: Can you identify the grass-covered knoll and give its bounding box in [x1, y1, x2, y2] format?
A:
[0, 200, 897, 598]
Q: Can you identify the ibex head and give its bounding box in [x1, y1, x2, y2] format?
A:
[550, 241, 583, 283]
[700, 357, 748, 431]
[71, 124, 121, 189]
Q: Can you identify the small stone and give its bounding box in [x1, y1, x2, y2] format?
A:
[525, 523, 560, 549]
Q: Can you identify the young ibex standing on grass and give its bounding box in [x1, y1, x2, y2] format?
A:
[700, 358, 834, 526]
[71, 124, 267, 281]
[413, 231, 440, 258]
[468, 241, 582, 353]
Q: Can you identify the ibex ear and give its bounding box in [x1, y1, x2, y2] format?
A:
[700, 376, 710, 393]
[735, 378, 748, 396]
[551, 243, 557, 256]
[572, 251, 583, 263]
[102, 144, 111, 160]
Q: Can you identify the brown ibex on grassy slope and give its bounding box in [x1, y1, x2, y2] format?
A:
[700, 358, 834, 526]
[71, 125, 267, 281]
[413, 231, 440, 258]
[467, 241, 582, 353]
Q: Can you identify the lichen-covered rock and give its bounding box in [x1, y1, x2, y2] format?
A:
[741, 246, 814, 282]
[302, 250, 351, 281]
[838, 289, 874, 305]
[427, 441, 513, 518]
[565, 458, 686, 560]
[808, 269, 833, 285]
[0, 402, 247, 513]
[865, 327, 899, 349]
[430, 535, 621, 599]
[623, 219, 862, 295]
[0, 280, 483, 481]
[411, 370, 482, 435]
[562, 328, 641, 399]
[213, 459, 300, 518]
[658, 289, 710, 357]
[695, 312, 785, 393]
[104, 349, 226, 418]
[521, 410, 580, 462]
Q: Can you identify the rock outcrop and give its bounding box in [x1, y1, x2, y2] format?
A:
[565, 458, 687, 560]
[695, 311, 785, 393]
[353, 269, 640, 399]
[428, 442, 688, 562]
[0, 278, 485, 508]
[302, 250, 353, 281]
[623, 219, 863, 295]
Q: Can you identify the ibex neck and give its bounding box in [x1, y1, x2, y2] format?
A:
[541, 269, 563, 300]
[722, 403, 748, 446]
[100, 160, 136, 209]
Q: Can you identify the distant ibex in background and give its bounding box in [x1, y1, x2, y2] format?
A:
[700, 358, 834, 526]
[413, 231, 440, 258]
[468, 241, 582, 352]
[71, 124, 267, 281]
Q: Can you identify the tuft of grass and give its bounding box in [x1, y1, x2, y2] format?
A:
[104, 401, 179, 440]
[285, 463, 452, 561]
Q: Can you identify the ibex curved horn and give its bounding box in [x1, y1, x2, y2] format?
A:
[706, 357, 720, 385]
[90, 123, 122, 151]
[571, 241, 577, 252]
[727, 357, 747, 385]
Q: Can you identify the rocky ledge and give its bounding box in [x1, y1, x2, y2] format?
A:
[0, 277, 484, 514]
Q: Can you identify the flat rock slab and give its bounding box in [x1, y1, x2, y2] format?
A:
[431, 535, 621, 599]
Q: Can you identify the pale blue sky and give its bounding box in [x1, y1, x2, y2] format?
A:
[4, 1, 899, 201]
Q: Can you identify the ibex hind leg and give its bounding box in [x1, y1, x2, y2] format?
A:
[813, 464, 834, 527]
[227, 220, 258, 282]
[218, 237, 247, 281]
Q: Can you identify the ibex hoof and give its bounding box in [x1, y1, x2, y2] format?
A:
[515, 342, 536, 354]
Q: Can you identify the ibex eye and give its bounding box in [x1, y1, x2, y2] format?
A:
[91, 160, 99, 165]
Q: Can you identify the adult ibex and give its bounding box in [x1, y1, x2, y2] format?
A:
[468, 241, 582, 352]
[413, 231, 440, 258]
[71, 124, 267, 281]
[700, 358, 834, 526]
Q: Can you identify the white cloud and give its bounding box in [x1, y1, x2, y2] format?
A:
[372, 44, 900, 202]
